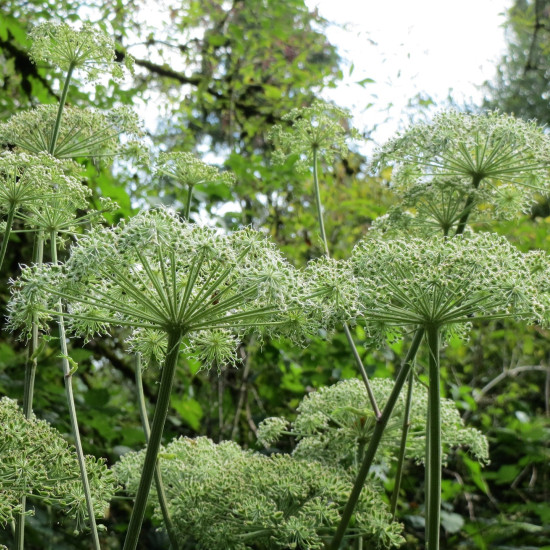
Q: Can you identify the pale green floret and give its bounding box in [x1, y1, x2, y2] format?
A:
[29, 21, 134, 81]
[0, 397, 116, 529]
[351, 232, 549, 340]
[257, 416, 290, 447]
[8, 209, 311, 370]
[304, 256, 363, 330]
[372, 110, 550, 228]
[0, 105, 143, 161]
[269, 100, 360, 173]
[114, 436, 405, 549]
[156, 152, 236, 189]
[259, 378, 488, 470]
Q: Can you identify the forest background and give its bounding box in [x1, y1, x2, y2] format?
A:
[0, 0, 549, 548]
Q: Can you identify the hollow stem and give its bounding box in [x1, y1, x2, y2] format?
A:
[49, 63, 75, 156]
[134, 354, 178, 550]
[311, 147, 380, 417]
[51, 232, 101, 550]
[183, 185, 194, 221]
[454, 175, 482, 235]
[425, 325, 441, 550]
[327, 327, 425, 550]
[0, 204, 16, 273]
[15, 230, 45, 550]
[390, 365, 415, 517]
[123, 330, 184, 550]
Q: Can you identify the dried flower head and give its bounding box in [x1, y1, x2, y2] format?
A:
[114, 436, 405, 549]
[269, 100, 360, 172]
[0, 397, 115, 528]
[29, 21, 134, 81]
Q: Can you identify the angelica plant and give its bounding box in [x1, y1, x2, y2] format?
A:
[156, 152, 235, 220]
[258, 378, 488, 470]
[372, 110, 550, 235]
[114, 436, 405, 550]
[8, 208, 314, 550]
[269, 101, 380, 420]
[0, 397, 115, 529]
[329, 231, 550, 550]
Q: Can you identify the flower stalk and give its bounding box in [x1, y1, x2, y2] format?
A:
[328, 327, 425, 550]
[123, 331, 184, 550]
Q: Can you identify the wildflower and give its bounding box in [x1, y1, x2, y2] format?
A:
[372, 110, 550, 232]
[269, 100, 360, 173]
[114, 436, 405, 549]
[0, 397, 115, 528]
[0, 105, 143, 161]
[29, 21, 134, 81]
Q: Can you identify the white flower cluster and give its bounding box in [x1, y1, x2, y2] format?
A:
[114, 436, 405, 549]
[372, 110, 550, 232]
[29, 21, 134, 81]
[0, 397, 115, 529]
[8, 209, 316, 370]
[258, 378, 489, 470]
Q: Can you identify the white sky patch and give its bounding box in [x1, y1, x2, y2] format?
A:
[306, 0, 513, 152]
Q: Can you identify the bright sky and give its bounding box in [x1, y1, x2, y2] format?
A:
[306, 0, 513, 149]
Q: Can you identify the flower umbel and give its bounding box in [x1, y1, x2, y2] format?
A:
[29, 21, 134, 81]
[269, 100, 360, 173]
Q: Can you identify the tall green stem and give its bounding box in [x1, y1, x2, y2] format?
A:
[425, 326, 441, 550]
[134, 355, 179, 550]
[454, 175, 482, 236]
[327, 328, 425, 550]
[51, 232, 101, 550]
[0, 204, 16, 272]
[390, 366, 415, 517]
[123, 331, 184, 550]
[311, 148, 380, 417]
[183, 185, 194, 221]
[49, 64, 74, 156]
[15, 231, 44, 550]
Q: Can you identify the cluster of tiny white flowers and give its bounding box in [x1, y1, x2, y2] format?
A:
[114, 436, 405, 549]
[29, 21, 134, 81]
[269, 100, 360, 173]
[0, 397, 115, 528]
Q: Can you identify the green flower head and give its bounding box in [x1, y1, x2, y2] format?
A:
[29, 21, 134, 81]
[351, 232, 550, 342]
[0, 105, 143, 161]
[269, 100, 361, 173]
[8, 209, 311, 370]
[259, 378, 489, 469]
[372, 110, 550, 226]
[114, 436, 405, 549]
[0, 397, 115, 528]
[156, 152, 236, 190]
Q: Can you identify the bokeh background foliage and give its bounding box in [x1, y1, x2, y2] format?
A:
[0, 0, 549, 548]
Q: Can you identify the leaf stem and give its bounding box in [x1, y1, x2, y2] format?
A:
[123, 330, 184, 550]
[51, 231, 101, 550]
[134, 354, 179, 550]
[183, 185, 193, 221]
[15, 230, 44, 550]
[0, 204, 16, 272]
[327, 327, 425, 550]
[454, 175, 482, 235]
